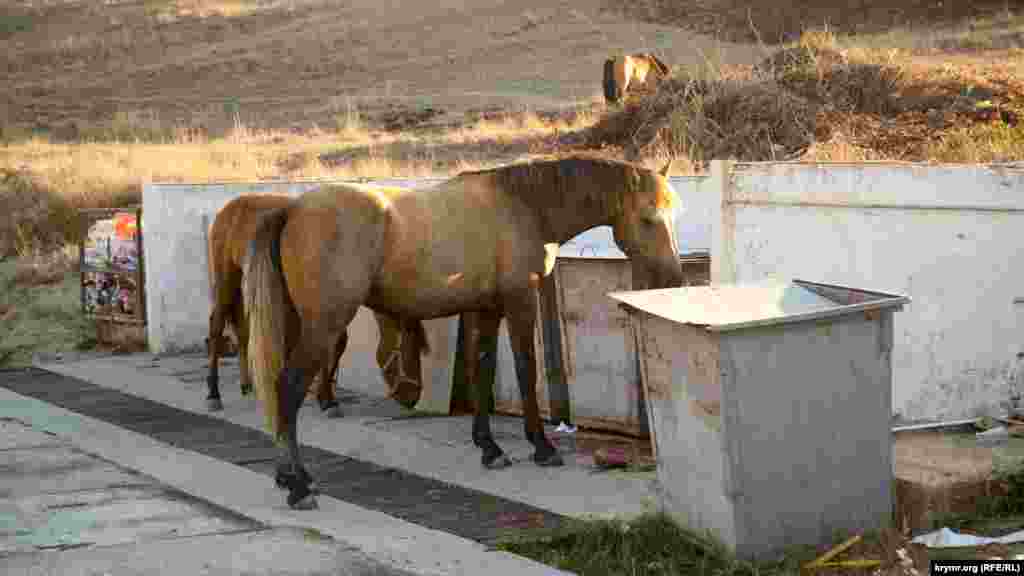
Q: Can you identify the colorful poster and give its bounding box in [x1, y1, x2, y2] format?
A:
[83, 272, 138, 317]
[84, 212, 139, 271]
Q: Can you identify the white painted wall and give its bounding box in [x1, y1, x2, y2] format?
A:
[142, 177, 446, 355]
[142, 175, 710, 354]
[140, 175, 708, 411]
[557, 174, 712, 258]
[140, 177, 456, 411]
[709, 161, 1024, 421]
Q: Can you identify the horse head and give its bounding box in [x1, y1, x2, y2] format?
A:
[612, 160, 685, 290]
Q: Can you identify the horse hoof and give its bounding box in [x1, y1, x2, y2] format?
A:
[206, 397, 224, 412]
[533, 451, 564, 467]
[289, 493, 319, 510]
[286, 481, 317, 509]
[483, 454, 513, 470]
[240, 384, 252, 396]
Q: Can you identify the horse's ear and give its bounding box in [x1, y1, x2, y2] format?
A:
[658, 160, 671, 177]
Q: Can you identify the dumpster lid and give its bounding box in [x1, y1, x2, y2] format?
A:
[608, 279, 910, 332]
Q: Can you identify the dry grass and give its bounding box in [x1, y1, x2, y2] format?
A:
[577, 28, 1024, 165]
[0, 106, 597, 258]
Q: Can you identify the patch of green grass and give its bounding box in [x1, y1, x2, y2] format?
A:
[931, 453, 1024, 535]
[0, 259, 95, 367]
[497, 511, 814, 576]
[490, 77, 563, 99]
[0, 11, 34, 39]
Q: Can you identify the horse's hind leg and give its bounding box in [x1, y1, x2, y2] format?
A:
[205, 269, 240, 411]
[276, 304, 361, 509]
[273, 322, 323, 510]
[315, 331, 346, 418]
[466, 311, 511, 469]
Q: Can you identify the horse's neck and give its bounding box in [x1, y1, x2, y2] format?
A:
[524, 179, 617, 245]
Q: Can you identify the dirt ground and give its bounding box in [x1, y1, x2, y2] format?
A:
[602, 0, 1023, 44]
[0, 0, 765, 137]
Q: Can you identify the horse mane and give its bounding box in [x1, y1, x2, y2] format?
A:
[603, 57, 618, 103]
[638, 53, 669, 76]
[458, 154, 677, 214]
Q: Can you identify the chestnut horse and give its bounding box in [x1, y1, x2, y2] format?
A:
[243, 155, 684, 509]
[603, 52, 670, 104]
[205, 193, 428, 416]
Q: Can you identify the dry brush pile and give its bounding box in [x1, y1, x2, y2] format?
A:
[579, 32, 1024, 166]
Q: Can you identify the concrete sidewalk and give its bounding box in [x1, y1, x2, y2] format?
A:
[1, 352, 661, 575]
[37, 352, 660, 520]
[0, 418, 419, 576]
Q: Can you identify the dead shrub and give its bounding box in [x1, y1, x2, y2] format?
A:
[585, 71, 815, 163]
[576, 30, 1024, 164]
[0, 168, 77, 258]
[13, 246, 77, 286]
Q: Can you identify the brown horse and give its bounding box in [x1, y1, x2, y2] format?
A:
[205, 193, 428, 417]
[243, 155, 684, 509]
[603, 52, 670, 104]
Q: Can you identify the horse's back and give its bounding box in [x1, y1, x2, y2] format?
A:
[278, 184, 394, 310]
[365, 176, 535, 317]
[212, 194, 293, 272]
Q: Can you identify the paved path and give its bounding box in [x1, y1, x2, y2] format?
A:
[0, 417, 418, 576]
[1, 355, 659, 575]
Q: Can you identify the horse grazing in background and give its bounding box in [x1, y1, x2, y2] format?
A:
[205, 193, 428, 417]
[603, 52, 670, 104]
[242, 154, 685, 509]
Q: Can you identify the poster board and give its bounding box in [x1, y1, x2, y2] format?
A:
[80, 207, 145, 324]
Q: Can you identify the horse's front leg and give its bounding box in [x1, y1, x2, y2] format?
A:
[504, 289, 562, 467]
[466, 311, 511, 469]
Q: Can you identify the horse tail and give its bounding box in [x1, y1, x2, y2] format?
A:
[206, 215, 216, 306]
[242, 206, 292, 444]
[603, 57, 618, 104]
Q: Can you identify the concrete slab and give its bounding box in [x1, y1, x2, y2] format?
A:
[0, 418, 420, 576]
[0, 445, 148, 498]
[1, 485, 256, 554]
[0, 384, 574, 576]
[3, 526, 413, 576]
[0, 419, 259, 557]
[0, 420, 61, 451]
[37, 355, 658, 521]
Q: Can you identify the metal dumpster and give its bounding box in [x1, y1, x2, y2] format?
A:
[609, 279, 910, 560]
[551, 253, 710, 436]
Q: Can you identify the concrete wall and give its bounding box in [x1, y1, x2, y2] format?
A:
[557, 174, 712, 258]
[141, 175, 708, 414]
[140, 178, 456, 412]
[142, 175, 709, 354]
[709, 161, 1024, 421]
[142, 177, 445, 354]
